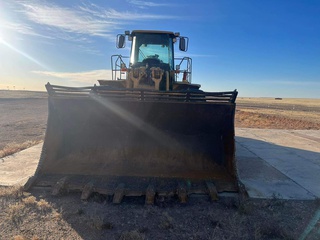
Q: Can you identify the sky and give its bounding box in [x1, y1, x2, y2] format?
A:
[0, 0, 319, 98]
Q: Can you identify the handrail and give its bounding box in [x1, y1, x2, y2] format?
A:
[46, 83, 238, 103]
[111, 55, 129, 80]
[175, 57, 192, 83]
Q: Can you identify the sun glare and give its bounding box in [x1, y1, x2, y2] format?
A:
[0, 25, 9, 45]
[0, 30, 4, 43]
[0, 37, 49, 70]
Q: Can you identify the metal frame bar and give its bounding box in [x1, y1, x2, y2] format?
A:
[46, 83, 237, 103]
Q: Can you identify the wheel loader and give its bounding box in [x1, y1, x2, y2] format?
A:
[25, 30, 239, 204]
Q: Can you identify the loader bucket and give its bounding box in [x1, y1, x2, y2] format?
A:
[26, 84, 238, 202]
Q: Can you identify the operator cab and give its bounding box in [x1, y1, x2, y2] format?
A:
[129, 31, 175, 72]
[99, 30, 199, 91]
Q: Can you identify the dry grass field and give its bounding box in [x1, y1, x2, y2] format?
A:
[236, 97, 320, 130]
[0, 91, 319, 239]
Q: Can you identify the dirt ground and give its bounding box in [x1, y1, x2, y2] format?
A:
[236, 97, 320, 130]
[0, 91, 47, 151]
[0, 90, 319, 240]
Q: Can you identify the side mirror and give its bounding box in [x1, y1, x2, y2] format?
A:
[179, 37, 189, 52]
[117, 34, 126, 48]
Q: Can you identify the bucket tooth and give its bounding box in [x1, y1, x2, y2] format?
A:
[206, 181, 218, 201]
[81, 182, 94, 200]
[113, 183, 125, 204]
[145, 184, 155, 205]
[24, 176, 36, 191]
[178, 182, 187, 203]
[52, 177, 68, 196]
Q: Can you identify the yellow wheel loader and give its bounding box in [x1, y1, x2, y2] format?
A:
[25, 30, 238, 204]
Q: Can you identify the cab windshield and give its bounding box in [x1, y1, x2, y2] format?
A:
[130, 33, 174, 69]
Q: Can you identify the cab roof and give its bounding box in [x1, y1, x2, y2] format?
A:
[131, 30, 176, 36]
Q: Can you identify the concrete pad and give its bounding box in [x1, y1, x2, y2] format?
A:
[236, 142, 316, 199]
[236, 128, 320, 199]
[0, 143, 42, 186]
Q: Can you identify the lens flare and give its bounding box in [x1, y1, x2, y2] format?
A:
[0, 38, 49, 70]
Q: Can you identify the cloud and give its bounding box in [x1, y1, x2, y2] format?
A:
[0, 19, 42, 38]
[101, 9, 177, 20]
[79, 3, 175, 20]
[17, 1, 116, 38]
[12, 1, 176, 40]
[2, 1, 179, 55]
[127, 0, 172, 8]
[33, 69, 113, 84]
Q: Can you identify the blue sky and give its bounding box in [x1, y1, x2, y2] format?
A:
[0, 0, 319, 98]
